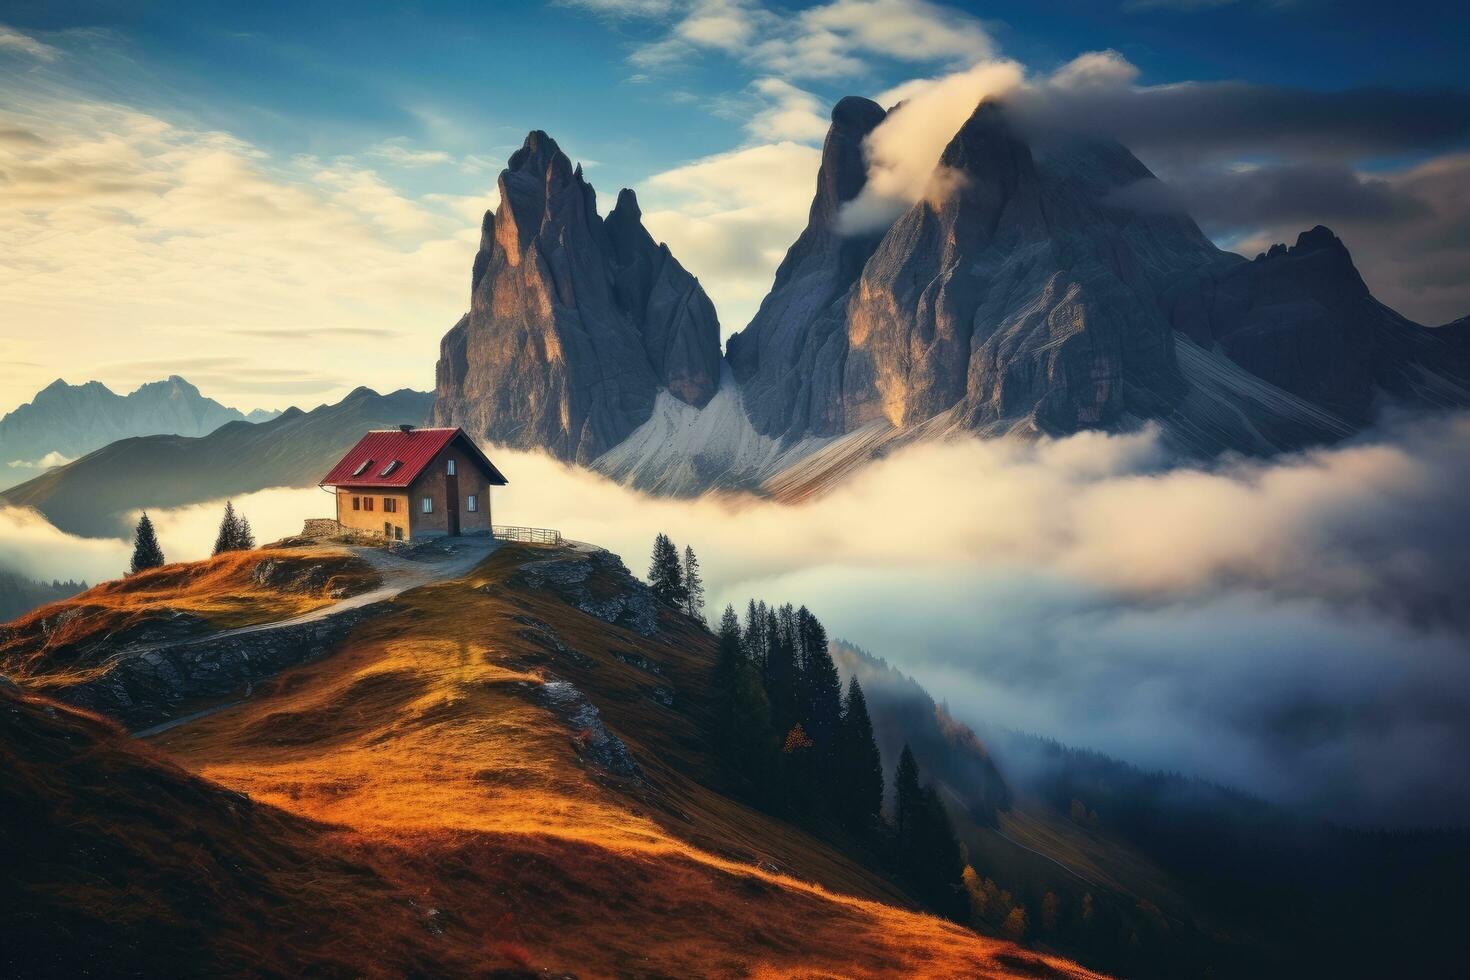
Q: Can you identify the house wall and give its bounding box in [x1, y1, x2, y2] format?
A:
[407, 441, 494, 538]
[335, 488, 411, 540]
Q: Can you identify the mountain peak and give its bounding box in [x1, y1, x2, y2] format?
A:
[508, 129, 562, 171]
[1292, 224, 1344, 256]
[831, 95, 885, 130]
[939, 100, 1034, 187]
[612, 187, 641, 219]
[432, 127, 722, 460]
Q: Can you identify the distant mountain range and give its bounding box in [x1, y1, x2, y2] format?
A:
[434, 101, 1470, 496]
[0, 376, 279, 490]
[0, 387, 431, 538]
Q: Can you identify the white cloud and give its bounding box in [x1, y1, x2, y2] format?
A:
[746, 77, 830, 143]
[838, 59, 1024, 232]
[368, 139, 455, 168]
[640, 140, 822, 333]
[1047, 48, 1140, 91]
[613, 0, 997, 80]
[0, 25, 60, 62]
[7, 451, 72, 471]
[8, 412, 1470, 822]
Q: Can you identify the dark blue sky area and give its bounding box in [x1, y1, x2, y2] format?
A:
[6, 0, 1465, 180]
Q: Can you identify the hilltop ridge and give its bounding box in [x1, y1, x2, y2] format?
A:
[1, 540, 1100, 978]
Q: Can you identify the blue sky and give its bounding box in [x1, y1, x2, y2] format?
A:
[1, 0, 1466, 411]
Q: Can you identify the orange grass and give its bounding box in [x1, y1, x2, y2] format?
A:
[0, 547, 379, 684]
[139, 544, 1106, 978]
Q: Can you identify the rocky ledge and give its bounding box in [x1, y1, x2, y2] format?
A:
[58, 601, 390, 732]
[507, 549, 661, 636]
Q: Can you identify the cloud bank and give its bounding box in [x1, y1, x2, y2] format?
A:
[12, 412, 1468, 824]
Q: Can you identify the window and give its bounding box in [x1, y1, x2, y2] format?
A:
[383, 498, 397, 514]
[351, 458, 373, 477]
[447, 459, 456, 476]
[352, 496, 361, 511]
[379, 460, 402, 479]
[466, 494, 478, 512]
[363, 496, 374, 512]
[422, 496, 433, 514]
[394, 526, 403, 541]
[384, 521, 391, 537]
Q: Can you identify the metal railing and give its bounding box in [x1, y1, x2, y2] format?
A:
[492, 525, 563, 545]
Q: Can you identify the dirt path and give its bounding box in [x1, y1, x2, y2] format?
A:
[224, 536, 502, 637]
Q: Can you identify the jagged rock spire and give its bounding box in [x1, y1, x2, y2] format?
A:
[432, 132, 721, 463]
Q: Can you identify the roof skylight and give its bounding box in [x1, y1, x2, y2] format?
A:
[379, 460, 402, 478]
[351, 459, 374, 477]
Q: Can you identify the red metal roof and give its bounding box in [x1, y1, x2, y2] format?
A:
[319, 427, 508, 488]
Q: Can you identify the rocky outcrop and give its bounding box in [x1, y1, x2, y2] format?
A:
[539, 678, 642, 778]
[56, 601, 388, 731]
[431, 132, 721, 463]
[508, 549, 660, 636]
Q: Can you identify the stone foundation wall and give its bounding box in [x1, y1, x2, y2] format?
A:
[301, 518, 343, 538]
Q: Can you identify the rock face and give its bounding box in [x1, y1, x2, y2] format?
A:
[726, 96, 889, 439]
[1163, 225, 1470, 422]
[433, 101, 1470, 496]
[729, 101, 1228, 442]
[431, 132, 721, 463]
[712, 98, 1470, 468]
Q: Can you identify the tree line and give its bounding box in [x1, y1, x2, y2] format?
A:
[129, 500, 256, 574]
[642, 533, 966, 922]
[711, 600, 968, 920]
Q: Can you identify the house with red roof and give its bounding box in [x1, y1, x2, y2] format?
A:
[319, 425, 507, 541]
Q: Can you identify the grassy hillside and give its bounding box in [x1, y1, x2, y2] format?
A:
[0, 386, 431, 538]
[3, 543, 1100, 978]
[1, 547, 379, 691]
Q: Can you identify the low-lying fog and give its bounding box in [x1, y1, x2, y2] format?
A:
[3, 411, 1468, 826]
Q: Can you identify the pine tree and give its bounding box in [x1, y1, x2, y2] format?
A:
[837, 677, 884, 830]
[764, 605, 801, 737]
[913, 783, 968, 920]
[213, 501, 242, 555]
[892, 749, 968, 922]
[712, 605, 744, 738]
[647, 533, 684, 604]
[129, 512, 165, 574]
[712, 604, 776, 791]
[795, 607, 842, 757]
[682, 545, 705, 621]
[894, 743, 922, 838]
[743, 599, 769, 672]
[237, 514, 256, 550]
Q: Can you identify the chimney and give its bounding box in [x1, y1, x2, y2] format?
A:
[399, 423, 415, 433]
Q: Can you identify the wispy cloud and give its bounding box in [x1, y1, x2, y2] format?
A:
[579, 0, 997, 80]
[0, 96, 480, 411]
[0, 25, 61, 62]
